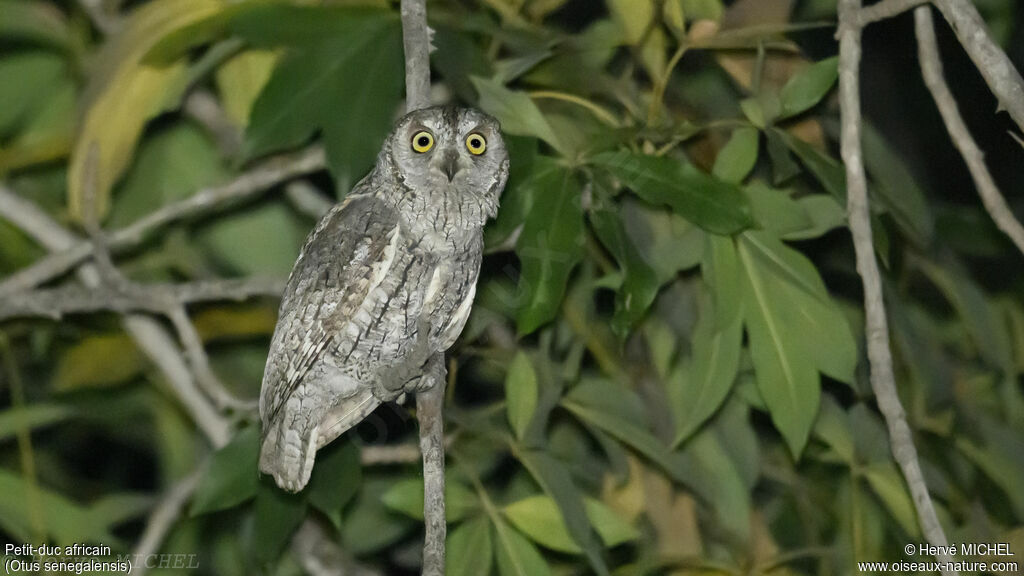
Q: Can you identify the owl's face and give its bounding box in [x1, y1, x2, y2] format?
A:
[387, 106, 508, 210]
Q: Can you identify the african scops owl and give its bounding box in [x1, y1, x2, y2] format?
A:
[259, 107, 509, 492]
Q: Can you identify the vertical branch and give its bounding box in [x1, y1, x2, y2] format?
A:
[931, 0, 1024, 134]
[401, 0, 432, 113]
[914, 6, 1024, 258]
[399, 1, 445, 574]
[417, 381, 446, 575]
[837, 2, 955, 574]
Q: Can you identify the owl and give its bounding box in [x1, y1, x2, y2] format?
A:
[259, 106, 509, 492]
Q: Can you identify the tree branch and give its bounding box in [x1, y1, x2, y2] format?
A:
[129, 470, 202, 576]
[401, 0, 432, 113]
[836, 3, 955, 574]
[915, 6, 1024, 258]
[0, 278, 283, 322]
[400, 0, 446, 573]
[931, 0, 1024, 134]
[0, 184, 233, 446]
[0, 146, 325, 298]
[0, 185, 370, 574]
[857, 0, 928, 26]
[416, 383, 446, 576]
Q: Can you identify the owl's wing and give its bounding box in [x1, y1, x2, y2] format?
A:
[259, 190, 399, 427]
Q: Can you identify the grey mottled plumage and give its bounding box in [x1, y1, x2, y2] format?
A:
[259, 107, 509, 492]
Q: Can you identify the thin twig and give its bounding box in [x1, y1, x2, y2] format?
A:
[0, 185, 233, 447]
[129, 470, 202, 576]
[836, 2, 955, 574]
[291, 518, 382, 576]
[76, 0, 120, 35]
[857, 0, 927, 26]
[931, 0, 1024, 134]
[0, 186, 365, 573]
[184, 90, 244, 159]
[286, 181, 335, 220]
[915, 6, 1024, 258]
[0, 278, 283, 321]
[0, 146, 326, 298]
[167, 307, 258, 412]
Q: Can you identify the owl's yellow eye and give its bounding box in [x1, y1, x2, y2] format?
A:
[411, 131, 434, 153]
[465, 133, 487, 155]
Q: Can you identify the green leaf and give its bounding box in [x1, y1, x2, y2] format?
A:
[738, 237, 820, 457]
[620, 197, 704, 283]
[702, 234, 742, 328]
[448, 516, 493, 576]
[191, 425, 260, 516]
[764, 128, 802, 184]
[306, 438, 361, 523]
[245, 17, 403, 193]
[493, 517, 552, 576]
[503, 495, 579, 553]
[0, 404, 73, 443]
[585, 497, 641, 547]
[779, 56, 839, 118]
[380, 478, 479, 523]
[0, 468, 122, 546]
[55, 333, 146, 390]
[672, 295, 742, 445]
[812, 395, 855, 464]
[675, 429, 751, 542]
[0, 0, 71, 48]
[342, 477, 414, 555]
[515, 449, 608, 575]
[108, 123, 228, 228]
[229, 4, 394, 47]
[590, 150, 753, 234]
[0, 52, 65, 137]
[861, 123, 933, 246]
[86, 492, 154, 529]
[506, 351, 539, 440]
[485, 135, 538, 251]
[515, 160, 585, 335]
[471, 76, 566, 154]
[746, 234, 857, 385]
[197, 201, 310, 276]
[782, 195, 846, 240]
[563, 382, 682, 479]
[956, 421, 1024, 519]
[250, 479, 307, 564]
[214, 49, 279, 127]
[712, 127, 759, 184]
[68, 0, 224, 221]
[590, 207, 661, 337]
[775, 128, 846, 201]
[502, 495, 639, 553]
[433, 25, 494, 104]
[917, 260, 1014, 374]
[744, 182, 811, 235]
[862, 463, 921, 538]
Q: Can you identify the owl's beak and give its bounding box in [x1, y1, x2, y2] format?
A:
[440, 149, 460, 182]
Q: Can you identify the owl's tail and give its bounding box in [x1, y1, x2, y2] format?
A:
[259, 390, 380, 493]
[259, 406, 322, 493]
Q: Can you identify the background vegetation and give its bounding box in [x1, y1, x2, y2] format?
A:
[1, 0, 1022, 574]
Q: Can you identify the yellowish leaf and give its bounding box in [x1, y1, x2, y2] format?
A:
[55, 333, 146, 390]
[192, 304, 278, 342]
[68, 0, 225, 222]
[215, 49, 280, 128]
